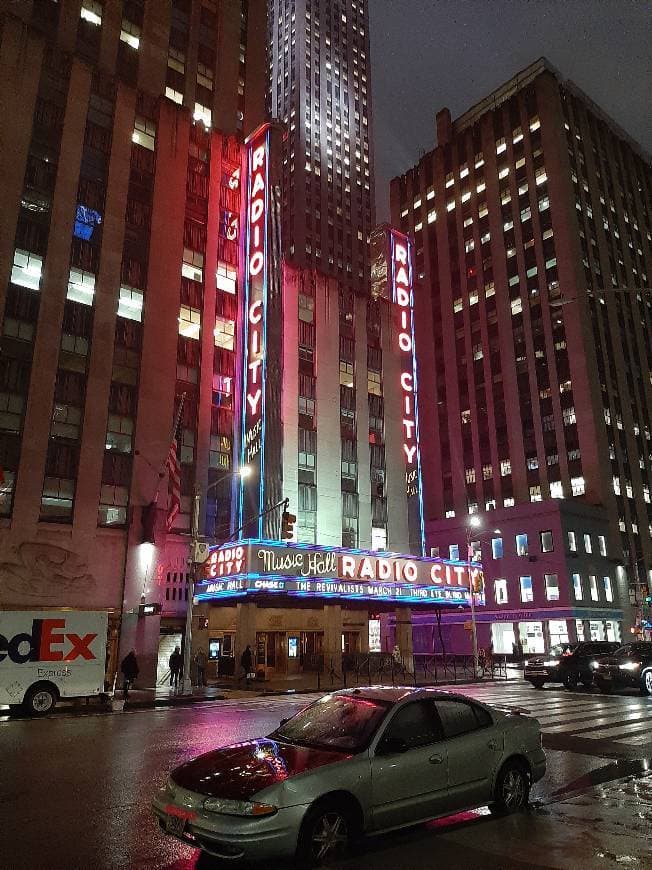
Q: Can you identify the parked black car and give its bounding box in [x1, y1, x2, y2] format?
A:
[593, 642, 652, 695]
[524, 641, 620, 689]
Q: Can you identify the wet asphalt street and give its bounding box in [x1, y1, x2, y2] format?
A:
[1, 682, 651, 870]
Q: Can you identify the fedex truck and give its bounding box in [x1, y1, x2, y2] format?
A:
[0, 611, 109, 716]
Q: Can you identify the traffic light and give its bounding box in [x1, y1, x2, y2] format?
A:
[141, 501, 158, 543]
[281, 508, 296, 540]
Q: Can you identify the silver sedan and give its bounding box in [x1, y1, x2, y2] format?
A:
[153, 686, 545, 865]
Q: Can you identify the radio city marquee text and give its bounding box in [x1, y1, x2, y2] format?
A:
[243, 135, 268, 464]
[204, 544, 481, 591]
[392, 233, 418, 498]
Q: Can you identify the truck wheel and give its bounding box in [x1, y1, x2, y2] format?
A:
[24, 683, 57, 716]
[529, 680, 545, 689]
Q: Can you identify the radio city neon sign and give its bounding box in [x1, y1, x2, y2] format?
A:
[391, 232, 418, 489]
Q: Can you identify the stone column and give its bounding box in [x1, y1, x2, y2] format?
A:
[323, 604, 343, 678]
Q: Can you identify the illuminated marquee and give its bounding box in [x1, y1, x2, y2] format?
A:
[199, 540, 483, 607]
[390, 229, 425, 554]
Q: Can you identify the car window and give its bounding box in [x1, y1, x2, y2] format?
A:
[435, 699, 490, 739]
[273, 694, 390, 751]
[381, 701, 443, 749]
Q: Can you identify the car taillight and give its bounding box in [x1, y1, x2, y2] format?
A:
[562, 650, 573, 657]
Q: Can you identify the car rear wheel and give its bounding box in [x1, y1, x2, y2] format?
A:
[528, 680, 545, 689]
[640, 671, 652, 696]
[296, 799, 357, 867]
[490, 761, 530, 816]
[563, 672, 580, 690]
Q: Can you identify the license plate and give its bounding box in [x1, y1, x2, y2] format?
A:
[165, 814, 187, 836]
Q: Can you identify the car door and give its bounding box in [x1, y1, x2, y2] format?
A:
[435, 698, 502, 809]
[369, 699, 448, 831]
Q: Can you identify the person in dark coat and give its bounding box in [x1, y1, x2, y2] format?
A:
[169, 646, 183, 689]
[120, 650, 139, 699]
[240, 645, 253, 684]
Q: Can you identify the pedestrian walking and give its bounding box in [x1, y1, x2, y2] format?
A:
[120, 649, 139, 700]
[169, 645, 182, 689]
[240, 644, 253, 685]
[194, 648, 207, 687]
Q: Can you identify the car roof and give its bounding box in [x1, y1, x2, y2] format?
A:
[332, 686, 482, 704]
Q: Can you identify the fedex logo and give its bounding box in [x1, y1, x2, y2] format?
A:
[0, 619, 99, 665]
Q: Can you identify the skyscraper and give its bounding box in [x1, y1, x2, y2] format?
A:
[391, 58, 651, 650]
[268, 0, 374, 284]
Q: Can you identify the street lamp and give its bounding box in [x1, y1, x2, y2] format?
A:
[182, 465, 250, 692]
[465, 517, 501, 677]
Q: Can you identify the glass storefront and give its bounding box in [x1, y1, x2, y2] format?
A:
[605, 620, 621, 643]
[491, 622, 516, 654]
[519, 621, 545, 654]
[548, 619, 569, 646]
[589, 620, 605, 640]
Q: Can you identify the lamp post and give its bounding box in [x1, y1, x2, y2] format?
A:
[182, 465, 251, 692]
[465, 516, 501, 677]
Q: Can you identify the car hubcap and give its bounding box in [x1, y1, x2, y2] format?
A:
[311, 812, 348, 861]
[503, 770, 526, 809]
[645, 672, 652, 692]
[33, 691, 53, 712]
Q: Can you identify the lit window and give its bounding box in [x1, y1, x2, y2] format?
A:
[571, 476, 585, 495]
[491, 538, 503, 559]
[512, 127, 523, 143]
[105, 414, 133, 452]
[165, 87, 183, 105]
[367, 370, 382, 396]
[503, 497, 515, 507]
[214, 316, 235, 350]
[98, 485, 129, 526]
[550, 481, 564, 498]
[494, 578, 508, 604]
[179, 305, 201, 339]
[515, 534, 528, 556]
[583, 533, 592, 554]
[496, 138, 507, 155]
[120, 20, 140, 49]
[530, 116, 541, 132]
[182, 248, 204, 282]
[529, 485, 542, 502]
[511, 298, 523, 315]
[339, 361, 354, 387]
[449, 544, 459, 560]
[132, 116, 156, 151]
[544, 574, 559, 601]
[371, 527, 387, 552]
[535, 167, 548, 186]
[11, 248, 43, 291]
[603, 577, 613, 602]
[500, 459, 511, 477]
[520, 576, 533, 603]
[80, 0, 102, 25]
[117, 285, 143, 321]
[589, 575, 599, 601]
[572, 573, 583, 600]
[168, 47, 185, 74]
[194, 103, 212, 128]
[216, 261, 236, 294]
[540, 530, 554, 553]
[568, 531, 577, 551]
[67, 268, 95, 305]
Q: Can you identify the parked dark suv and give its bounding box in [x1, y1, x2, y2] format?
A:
[593, 642, 652, 695]
[524, 641, 620, 689]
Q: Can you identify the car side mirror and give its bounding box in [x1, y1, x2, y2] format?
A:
[377, 736, 408, 756]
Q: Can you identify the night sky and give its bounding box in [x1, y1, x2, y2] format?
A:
[369, 0, 652, 220]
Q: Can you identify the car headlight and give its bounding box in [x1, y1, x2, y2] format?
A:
[523, 660, 528, 667]
[619, 662, 640, 671]
[590, 661, 600, 670]
[543, 659, 559, 667]
[203, 798, 277, 817]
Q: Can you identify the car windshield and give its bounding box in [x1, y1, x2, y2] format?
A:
[613, 643, 652, 658]
[271, 694, 391, 752]
[550, 643, 577, 657]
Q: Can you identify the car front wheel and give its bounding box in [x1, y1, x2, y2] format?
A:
[490, 761, 530, 816]
[296, 799, 356, 867]
[640, 670, 652, 696]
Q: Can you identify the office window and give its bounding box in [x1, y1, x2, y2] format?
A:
[11, 248, 43, 291]
[117, 285, 143, 321]
[598, 535, 607, 557]
[568, 531, 577, 551]
[449, 544, 459, 560]
[132, 116, 156, 151]
[520, 576, 533, 603]
[217, 262, 236, 293]
[98, 485, 129, 526]
[339, 361, 354, 387]
[540, 530, 553, 553]
[571, 476, 585, 495]
[179, 305, 201, 339]
[544, 574, 559, 601]
[67, 268, 95, 305]
[603, 576, 613, 602]
[572, 573, 583, 601]
[583, 533, 592, 554]
[515, 534, 528, 556]
[491, 538, 503, 559]
[182, 248, 204, 282]
[494, 578, 508, 604]
[120, 20, 141, 49]
[214, 317, 235, 350]
[80, 0, 102, 25]
[367, 370, 382, 396]
[589, 575, 599, 601]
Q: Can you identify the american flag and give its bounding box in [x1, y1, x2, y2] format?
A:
[165, 437, 181, 531]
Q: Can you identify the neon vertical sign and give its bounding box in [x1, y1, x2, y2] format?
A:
[239, 126, 271, 536]
[390, 229, 425, 556]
